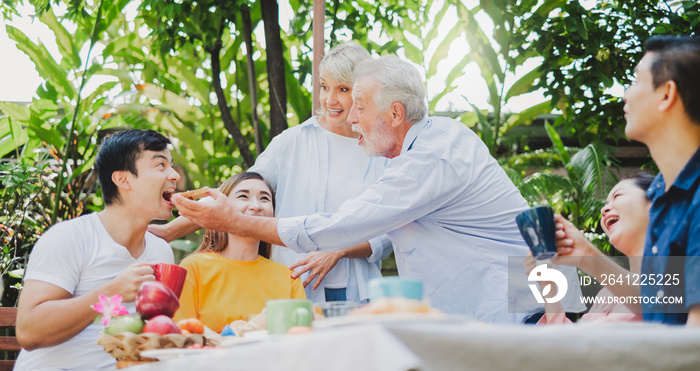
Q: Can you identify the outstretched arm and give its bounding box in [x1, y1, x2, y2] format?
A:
[148, 216, 201, 242]
[553, 214, 641, 312]
[171, 189, 284, 246]
[16, 261, 155, 350]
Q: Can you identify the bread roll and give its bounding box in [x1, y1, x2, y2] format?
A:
[177, 188, 209, 200]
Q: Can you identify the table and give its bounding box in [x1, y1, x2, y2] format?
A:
[130, 319, 700, 371]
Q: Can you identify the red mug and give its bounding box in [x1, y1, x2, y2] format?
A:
[152, 263, 187, 299]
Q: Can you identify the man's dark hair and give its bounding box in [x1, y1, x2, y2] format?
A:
[644, 35, 700, 124]
[95, 129, 171, 205]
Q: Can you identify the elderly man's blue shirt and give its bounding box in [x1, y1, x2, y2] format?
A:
[278, 116, 585, 323]
[642, 146, 700, 324]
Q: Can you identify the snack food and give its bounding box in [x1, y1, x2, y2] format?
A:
[348, 297, 440, 316]
[227, 311, 266, 336]
[177, 188, 209, 200]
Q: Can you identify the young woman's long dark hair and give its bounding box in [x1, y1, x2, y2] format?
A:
[195, 172, 275, 259]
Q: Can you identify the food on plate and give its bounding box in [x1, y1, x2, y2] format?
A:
[226, 311, 266, 336]
[143, 315, 181, 335]
[176, 188, 209, 200]
[136, 281, 180, 319]
[348, 297, 441, 316]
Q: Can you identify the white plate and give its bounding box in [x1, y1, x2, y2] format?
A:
[313, 313, 471, 329]
[140, 347, 210, 361]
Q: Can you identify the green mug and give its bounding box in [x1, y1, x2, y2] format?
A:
[266, 299, 313, 335]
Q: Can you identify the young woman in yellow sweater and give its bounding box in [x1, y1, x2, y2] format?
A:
[173, 172, 306, 332]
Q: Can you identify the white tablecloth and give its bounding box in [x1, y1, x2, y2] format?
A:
[130, 320, 700, 371]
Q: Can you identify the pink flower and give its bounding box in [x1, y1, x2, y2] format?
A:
[92, 294, 130, 326]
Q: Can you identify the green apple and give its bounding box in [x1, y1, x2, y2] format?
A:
[105, 315, 145, 335]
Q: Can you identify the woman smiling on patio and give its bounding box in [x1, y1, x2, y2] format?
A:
[524, 173, 655, 324]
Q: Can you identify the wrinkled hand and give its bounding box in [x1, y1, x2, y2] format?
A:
[551, 214, 598, 267]
[172, 188, 237, 234]
[289, 251, 343, 290]
[110, 261, 156, 302]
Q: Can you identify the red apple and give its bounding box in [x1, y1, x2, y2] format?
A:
[136, 281, 180, 320]
[142, 315, 181, 335]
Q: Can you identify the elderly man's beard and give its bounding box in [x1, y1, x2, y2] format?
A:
[354, 116, 395, 158]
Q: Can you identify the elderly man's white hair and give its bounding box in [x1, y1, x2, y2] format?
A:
[352, 55, 428, 124]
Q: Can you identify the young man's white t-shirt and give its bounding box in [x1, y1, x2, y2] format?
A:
[14, 213, 174, 371]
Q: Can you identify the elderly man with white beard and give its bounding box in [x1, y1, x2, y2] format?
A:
[172, 55, 584, 323]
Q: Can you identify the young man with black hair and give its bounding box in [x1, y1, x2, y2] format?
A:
[15, 129, 180, 369]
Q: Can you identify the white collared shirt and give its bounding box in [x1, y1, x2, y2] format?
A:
[279, 116, 584, 323]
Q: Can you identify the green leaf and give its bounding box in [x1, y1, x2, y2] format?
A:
[427, 22, 463, 77]
[453, 2, 504, 106]
[544, 120, 569, 164]
[137, 84, 205, 123]
[501, 101, 552, 135]
[39, 9, 81, 68]
[0, 117, 28, 157]
[0, 102, 32, 121]
[141, 109, 209, 162]
[402, 37, 423, 64]
[518, 172, 572, 211]
[535, 0, 567, 17]
[424, 1, 451, 46]
[8, 268, 24, 279]
[102, 33, 137, 59]
[5, 25, 76, 100]
[458, 111, 479, 128]
[96, 68, 133, 82]
[504, 66, 541, 102]
[429, 54, 472, 109]
[285, 59, 311, 121]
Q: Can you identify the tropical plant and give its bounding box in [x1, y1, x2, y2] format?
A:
[507, 121, 620, 253]
[138, 0, 294, 168]
[383, 0, 557, 155]
[1, 2, 121, 225]
[0, 159, 53, 306]
[526, 0, 700, 145]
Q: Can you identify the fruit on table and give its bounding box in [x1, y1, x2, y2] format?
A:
[142, 315, 181, 335]
[177, 318, 205, 334]
[104, 315, 144, 335]
[136, 281, 180, 320]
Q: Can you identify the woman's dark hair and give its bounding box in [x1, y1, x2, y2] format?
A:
[644, 35, 700, 125]
[95, 129, 171, 205]
[627, 172, 656, 199]
[196, 172, 275, 259]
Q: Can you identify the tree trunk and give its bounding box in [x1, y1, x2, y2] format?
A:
[241, 7, 264, 156]
[261, 0, 288, 140]
[209, 38, 256, 167]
